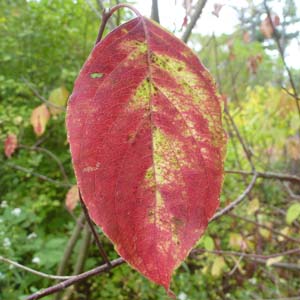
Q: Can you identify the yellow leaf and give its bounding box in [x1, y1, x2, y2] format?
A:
[247, 198, 260, 215]
[211, 256, 226, 277]
[278, 227, 291, 242]
[229, 233, 247, 250]
[286, 203, 300, 225]
[30, 104, 50, 136]
[266, 256, 283, 267]
[259, 228, 271, 239]
[201, 265, 208, 274]
[48, 86, 69, 115]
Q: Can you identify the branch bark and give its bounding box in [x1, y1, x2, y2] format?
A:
[210, 174, 258, 222]
[79, 192, 112, 267]
[0, 256, 73, 281]
[226, 170, 300, 185]
[4, 162, 71, 188]
[182, 0, 208, 43]
[151, 0, 160, 23]
[263, 0, 300, 118]
[25, 258, 125, 300]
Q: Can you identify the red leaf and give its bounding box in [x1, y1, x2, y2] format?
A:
[4, 133, 18, 158]
[65, 185, 79, 212]
[247, 54, 263, 74]
[67, 16, 226, 290]
[181, 15, 188, 29]
[31, 104, 51, 136]
[260, 15, 280, 38]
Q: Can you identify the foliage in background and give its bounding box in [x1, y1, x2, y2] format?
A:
[0, 0, 299, 299]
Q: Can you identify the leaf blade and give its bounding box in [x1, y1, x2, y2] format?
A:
[67, 16, 226, 289]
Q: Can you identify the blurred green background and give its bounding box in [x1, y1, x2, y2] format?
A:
[0, 0, 300, 299]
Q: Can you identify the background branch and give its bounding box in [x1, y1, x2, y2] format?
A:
[151, 0, 160, 23]
[182, 0, 208, 43]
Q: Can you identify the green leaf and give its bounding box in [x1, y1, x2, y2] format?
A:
[286, 203, 300, 225]
[203, 236, 215, 251]
[211, 256, 226, 277]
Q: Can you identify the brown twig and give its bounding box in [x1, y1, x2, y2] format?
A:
[191, 247, 300, 260]
[210, 174, 258, 222]
[229, 212, 300, 243]
[263, 0, 300, 118]
[22, 78, 66, 111]
[56, 213, 85, 277]
[95, 0, 116, 30]
[226, 170, 300, 185]
[95, 4, 142, 44]
[151, 0, 160, 23]
[79, 191, 112, 267]
[4, 162, 71, 188]
[0, 256, 74, 281]
[19, 145, 70, 184]
[62, 223, 91, 300]
[191, 248, 300, 271]
[182, 0, 208, 43]
[224, 109, 255, 171]
[25, 258, 125, 300]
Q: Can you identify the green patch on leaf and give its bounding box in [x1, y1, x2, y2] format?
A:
[90, 72, 104, 79]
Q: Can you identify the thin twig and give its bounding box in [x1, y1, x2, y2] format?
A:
[62, 223, 91, 300]
[26, 244, 300, 300]
[56, 213, 85, 276]
[263, 0, 300, 118]
[182, 0, 208, 43]
[210, 174, 258, 222]
[79, 191, 112, 267]
[95, 0, 115, 30]
[283, 182, 300, 200]
[95, 4, 142, 44]
[4, 162, 71, 188]
[151, 0, 160, 23]
[25, 258, 125, 300]
[226, 170, 300, 185]
[191, 248, 300, 268]
[22, 78, 66, 111]
[0, 256, 74, 280]
[19, 145, 70, 184]
[229, 212, 300, 243]
[224, 109, 255, 171]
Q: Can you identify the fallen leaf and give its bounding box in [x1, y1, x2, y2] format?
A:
[67, 15, 226, 290]
[4, 133, 18, 158]
[30, 104, 50, 136]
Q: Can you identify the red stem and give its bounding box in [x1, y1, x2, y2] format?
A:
[95, 4, 142, 45]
